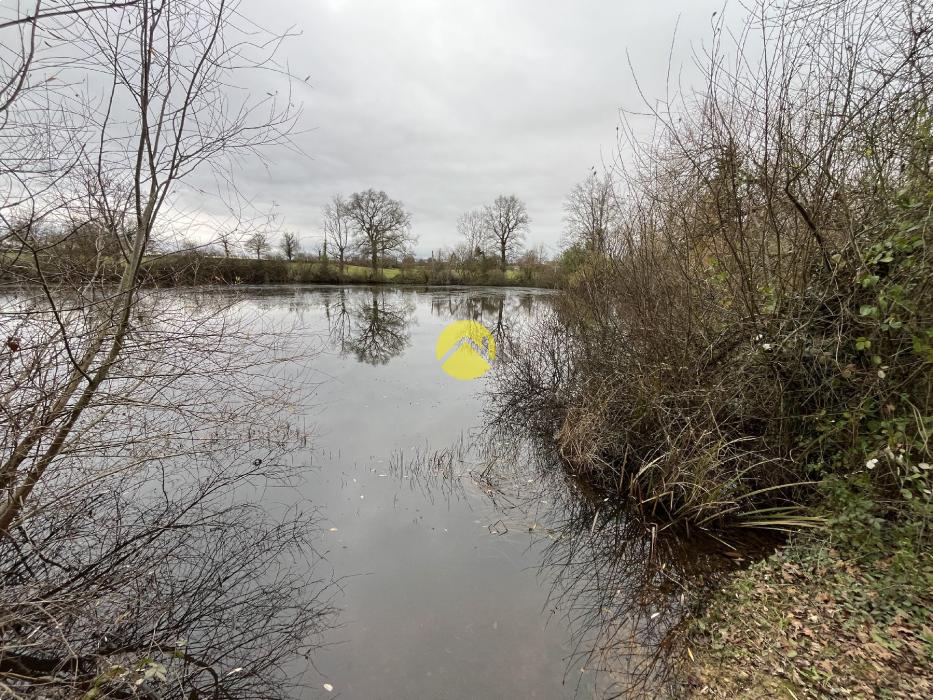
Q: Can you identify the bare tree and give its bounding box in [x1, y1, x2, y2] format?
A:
[564, 171, 618, 254]
[345, 188, 413, 274]
[457, 208, 487, 259]
[483, 195, 529, 270]
[0, 2, 337, 694]
[280, 231, 299, 261]
[322, 194, 352, 273]
[247, 232, 271, 260]
[0, 0, 299, 524]
[217, 230, 236, 257]
[1, 3, 143, 244]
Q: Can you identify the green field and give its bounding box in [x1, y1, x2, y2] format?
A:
[338, 263, 401, 279]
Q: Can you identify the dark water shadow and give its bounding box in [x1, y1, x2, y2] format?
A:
[466, 427, 777, 698]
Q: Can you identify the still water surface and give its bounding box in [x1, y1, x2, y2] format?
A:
[238, 285, 602, 699]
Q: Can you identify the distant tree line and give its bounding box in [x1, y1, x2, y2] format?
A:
[1, 164, 564, 289]
[155, 189, 556, 286]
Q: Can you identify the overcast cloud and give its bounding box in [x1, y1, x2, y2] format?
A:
[199, 0, 727, 257]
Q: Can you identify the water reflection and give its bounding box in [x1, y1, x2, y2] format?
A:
[0, 293, 336, 699]
[165, 285, 714, 697]
[319, 287, 546, 365]
[456, 435, 739, 697]
[327, 421, 721, 697]
[292, 285, 737, 698]
[8, 285, 615, 699]
[325, 288, 518, 365]
[344, 290, 414, 365]
[430, 292, 504, 331]
[1, 456, 335, 698]
[253, 285, 547, 366]
[429, 290, 530, 354]
[386, 442, 469, 507]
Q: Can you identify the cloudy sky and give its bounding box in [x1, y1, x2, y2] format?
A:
[210, 0, 727, 257]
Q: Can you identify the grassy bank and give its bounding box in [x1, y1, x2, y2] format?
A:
[0, 252, 558, 288]
[141, 255, 555, 287]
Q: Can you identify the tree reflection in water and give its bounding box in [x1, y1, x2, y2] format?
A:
[430, 291, 506, 336]
[324, 289, 414, 365]
[1, 448, 336, 699]
[429, 289, 550, 362]
[0, 291, 337, 699]
[321, 287, 550, 366]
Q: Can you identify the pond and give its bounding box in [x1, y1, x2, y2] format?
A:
[0, 286, 736, 698]
[235, 285, 620, 698]
[222, 283, 751, 700]
[0, 283, 732, 698]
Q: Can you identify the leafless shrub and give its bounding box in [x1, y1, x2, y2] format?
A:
[0, 2, 334, 696]
[495, 0, 932, 530]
